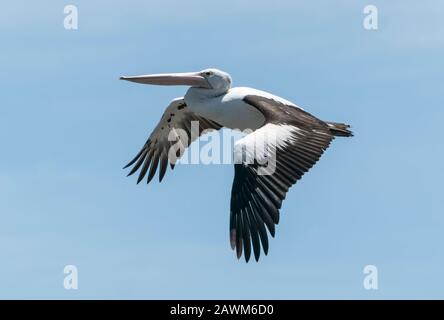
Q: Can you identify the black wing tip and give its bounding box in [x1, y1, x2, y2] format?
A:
[124, 151, 171, 185]
[124, 159, 139, 171]
[234, 247, 262, 263]
[231, 227, 264, 263]
[126, 167, 138, 177]
[146, 172, 155, 184]
[123, 163, 131, 170]
[125, 166, 165, 185]
[269, 229, 276, 238]
[136, 175, 144, 184]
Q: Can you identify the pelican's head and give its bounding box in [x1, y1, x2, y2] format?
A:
[120, 68, 232, 93]
[198, 68, 232, 91]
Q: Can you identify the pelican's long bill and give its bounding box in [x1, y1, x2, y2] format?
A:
[120, 72, 210, 88]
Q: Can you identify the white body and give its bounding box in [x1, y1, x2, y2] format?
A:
[184, 87, 298, 131]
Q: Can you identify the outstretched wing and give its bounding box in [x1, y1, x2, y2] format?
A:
[125, 98, 222, 183]
[230, 95, 336, 262]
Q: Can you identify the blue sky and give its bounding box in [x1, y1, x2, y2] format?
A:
[1, 0, 443, 299]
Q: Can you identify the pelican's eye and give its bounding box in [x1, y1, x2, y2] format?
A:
[204, 71, 213, 76]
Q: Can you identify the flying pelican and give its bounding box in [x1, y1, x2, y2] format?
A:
[120, 68, 352, 262]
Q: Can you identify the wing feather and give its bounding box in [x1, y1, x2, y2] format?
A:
[229, 95, 336, 262]
[125, 98, 222, 183]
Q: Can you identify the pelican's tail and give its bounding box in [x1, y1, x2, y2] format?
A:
[326, 121, 353, 137]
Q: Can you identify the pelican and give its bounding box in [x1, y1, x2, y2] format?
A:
[120, 68, 352, 262]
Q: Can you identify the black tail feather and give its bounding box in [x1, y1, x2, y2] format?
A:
[326, 121, 353, 137]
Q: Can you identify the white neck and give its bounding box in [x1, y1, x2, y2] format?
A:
[185, 86, 229, 99]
